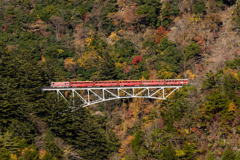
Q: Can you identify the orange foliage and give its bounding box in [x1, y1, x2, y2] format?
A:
[118, 135, 134, 157]
[41, 55, 45, 62]
[39, 150, 47, 159]
[191, 126, 197, 132]
[154, 27, 170, 44]
[194, 36, 204, 50]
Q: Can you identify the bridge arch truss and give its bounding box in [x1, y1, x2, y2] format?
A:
[41, 86, 182, 107]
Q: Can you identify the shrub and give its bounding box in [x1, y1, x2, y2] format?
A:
[232, 4, 240, 29]
[193, 0, 206, 14]
[184, 41, 201, 60]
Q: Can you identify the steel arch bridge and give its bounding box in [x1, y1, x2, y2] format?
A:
[41, 86, 182, 107]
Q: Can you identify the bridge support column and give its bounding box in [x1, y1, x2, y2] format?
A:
[163, 88, 164, 99]
[103, 89, 105, 101]
[87, 89, 90, 105]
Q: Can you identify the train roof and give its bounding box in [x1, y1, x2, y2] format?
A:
[71, 81, 94, 82]
[51, 81, 69, 83]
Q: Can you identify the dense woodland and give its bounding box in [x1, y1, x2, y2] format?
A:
[1, 0, 240, 159]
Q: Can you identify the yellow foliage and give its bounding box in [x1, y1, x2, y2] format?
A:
[175, 149, 185, 157]
[228, 101, 236, 112]
[140, 75, 146, 80]
[118, 30, 123, 34]
[184, 128, 190, 134]
[109, 32, 119, 42]
[174, 16, 180, 22]
[10, 154, 17, 160]
[158, 65, 174, 79]
[85, 30, 94, 46]
[64, 58, 74, 65]
[176, 73, 182, 79]
[115, 62, 123, 68]
[185, 70, 198, 80]
[64, 58, 76, 71]
[78, 51, 101, 69]
[115, 62, 126, 69]
[223, 68, 239, 81]
[129, 98, 142, 121]
[57, 49, 64, 53]
[189, 14, 200, 24]
[88, 30, 93, 35]
[37, 14, 41, 19]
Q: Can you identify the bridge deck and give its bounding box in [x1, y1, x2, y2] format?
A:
[41, 85, 182, 91]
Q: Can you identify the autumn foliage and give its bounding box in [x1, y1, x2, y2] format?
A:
[132, 55, 142, 67]
[3, 25, 7, 32]
[154, 27, 170, 44]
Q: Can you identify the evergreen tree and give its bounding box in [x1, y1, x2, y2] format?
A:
[193, 0, 206, 14]
[0, 41, 47, 141]
[0, 147, 11, 160]
[184, 41, 201, 60]
[222, 146, 235, 160]
[161, 144, 177, 160]
[131, 130, 144, 154]
[224, 74, 238, 99]
[50, 107, 118, 159]
[0, 42, 20, 131]
[43, 130, 63, 159]
[98, 52, 117, 80]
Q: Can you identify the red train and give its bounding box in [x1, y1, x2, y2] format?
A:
[51, 79, 188, 88]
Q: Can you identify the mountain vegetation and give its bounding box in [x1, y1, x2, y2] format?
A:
[1, 0, 240, 159]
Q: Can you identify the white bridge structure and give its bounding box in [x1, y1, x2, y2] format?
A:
[41, 86, 182, 107]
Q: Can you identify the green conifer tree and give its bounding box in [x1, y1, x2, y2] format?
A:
[161, 144, 177, 160]
[98, 52, 117, 80]
[222, 146, 235, 160]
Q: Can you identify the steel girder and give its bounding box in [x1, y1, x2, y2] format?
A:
[41, 86, 182, 107]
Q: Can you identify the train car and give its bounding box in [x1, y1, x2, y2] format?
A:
[70, 81, 94, 87]
[51, 82, 70, 88]
[165, 79, 188, 85]
[94, 81, 118, 87]
[118, 80, 141, 86]
[142, 80, 165, 86]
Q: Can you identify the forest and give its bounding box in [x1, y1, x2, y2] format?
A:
[1, 0, 240, 159]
